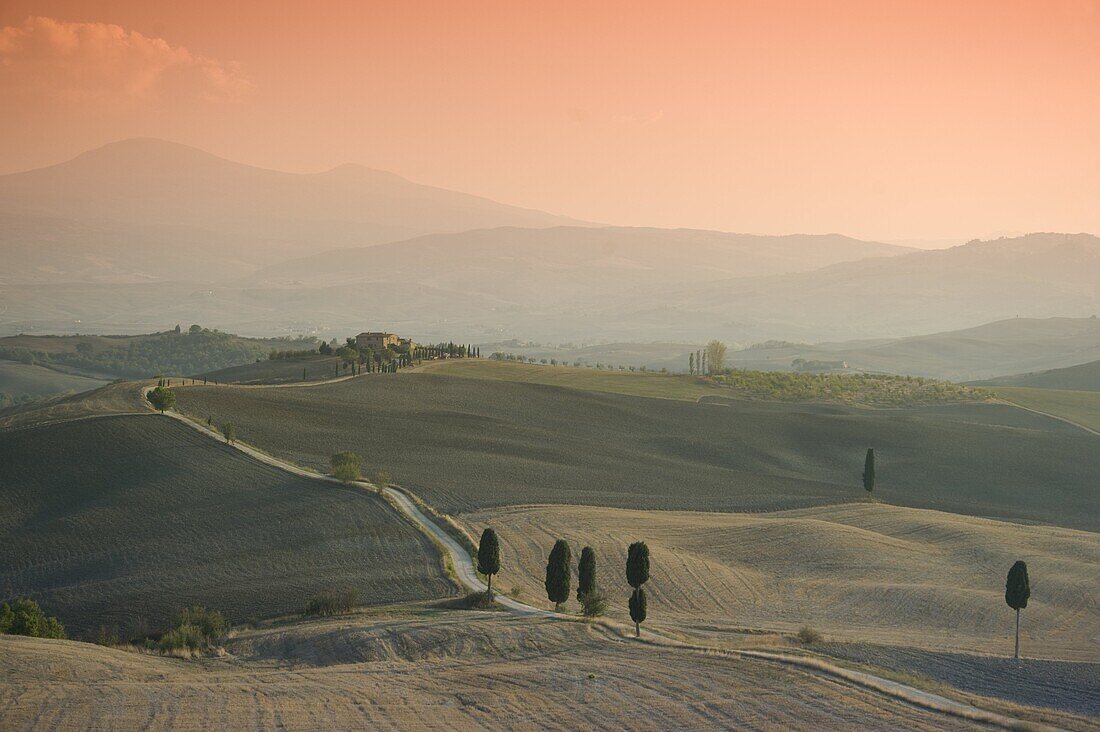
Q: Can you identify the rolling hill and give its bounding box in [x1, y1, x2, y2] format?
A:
[0, 138, 580, 284]
[0, 414, 454, 638]
[174, 366, 1100, 529]
[976, 358, 1100, 391]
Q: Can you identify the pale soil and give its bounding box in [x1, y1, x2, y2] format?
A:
[460, 502, 1100, 662]
[0, 610, 988, 731]
[0, 380, 146, 431]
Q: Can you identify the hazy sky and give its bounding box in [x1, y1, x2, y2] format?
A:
[2, 1, 1098, 242]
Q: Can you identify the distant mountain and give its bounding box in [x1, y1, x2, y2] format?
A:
[248, 225, 913, 295]
[973, 356, 1100, 391]
[727, 316, 1100, 381]
[0, 138, 581, 283]
[653, 233, 1100, 341]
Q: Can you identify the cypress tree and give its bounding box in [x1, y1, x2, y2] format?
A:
[1005, 560, 1031, 659]
[544, 539, 572, 610]
[626, 541, 650, 589]
[478, 528, 501, 601]
[577, 546, 596, 601]
[689, 352, 694, 375]
[629, 587, 647, 637]
[863, 448, 876, 493]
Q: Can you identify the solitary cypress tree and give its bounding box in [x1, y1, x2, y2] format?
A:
[629, 587, 647, 637]
[1005, 560, 1031, 659]
[863, 448, 876, 493]
[544, 539, 572, 610]
[478, 528, 501, 601]
[577, 546, 596, 601]
[689, 352, 695, 375]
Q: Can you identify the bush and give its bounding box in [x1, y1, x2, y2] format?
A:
[147, 386, 176, 412]
[0, 598, 66, 639]
[157, 607, 228, 653]
[304, 589, 359, 617]
[330, 451, 363, 482]
[580, 590, 609, 617]
[796, 626, 823, 644]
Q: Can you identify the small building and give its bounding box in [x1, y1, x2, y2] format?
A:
[357, 331, 416, 352]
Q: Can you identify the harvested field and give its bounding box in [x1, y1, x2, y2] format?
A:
[199, 355, 344, 384]
[460, 503, 1100, 661]
[814, 642, 1100, 718]
[0, 610, 995, 731]
[176, 372, 1100, 529]
[0, 359, 107, 399]
[0, 415, 454, 638]
[993, 386, 1100, 434]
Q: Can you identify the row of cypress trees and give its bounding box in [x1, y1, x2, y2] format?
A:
[478, 529, 652, 637]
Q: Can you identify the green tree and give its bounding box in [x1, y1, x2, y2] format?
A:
[0, 599, 66, 639]
[688, 352, 695, 375]
[705, 340, 727, 374]
[478, 528, 501, 601]
[577, 546, 597, 601]
[330, 451, 362, 482]
[544, 539, 572, 610]
[147, 386, 176, 413]
[1005, 560, 1031, 659]
[863, 448, 876, 493]
[222, 422, 237, 444]
[629, 587, 647, 637]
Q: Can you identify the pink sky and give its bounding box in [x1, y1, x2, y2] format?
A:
[1, 1, 1098, 242]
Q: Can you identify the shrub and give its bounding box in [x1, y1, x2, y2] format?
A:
[157, 607, 228, 654]
[330, 451, 363, 482]
[0, 598, 66, 639]
[305, 589, 359, 617]
[581, 589, 609, 617]
[374, 470, 392, 488]
[796, 626, 823, 644]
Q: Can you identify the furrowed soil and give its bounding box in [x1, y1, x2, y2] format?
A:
[460, 503, 1100, 662]
[176, 372, 1100, 529]
[0, 415, 455, 638]
[0, 611, 994, 731]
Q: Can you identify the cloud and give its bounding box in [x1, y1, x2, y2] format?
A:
[0, 16, 252, 105]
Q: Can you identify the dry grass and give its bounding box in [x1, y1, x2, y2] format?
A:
[460, 502, 1100, 661]
[0, 610, 994, 731]
[993, 386, 1100, 433]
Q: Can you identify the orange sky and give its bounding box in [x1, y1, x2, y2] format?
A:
[2, 1, 1098, 241]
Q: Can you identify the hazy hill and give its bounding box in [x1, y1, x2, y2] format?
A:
[727, 317, 1100, 381]
[664, 233, 1100, 341]
[0, 138, 580, 283]
[975, 358, 1100, 391]
[248, 226, 912, 294]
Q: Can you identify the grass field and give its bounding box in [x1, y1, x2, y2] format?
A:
[422, 358, 729, 400]
[0, 359, 107, 401]
[199, 355, 344, 384]
[992, 386, 1100, 434]
[0, 415, 454, 638]
[0, 381, 148, 431]
[0, 610, 1015, 731]
[459, 503, 1100, 661]
[177, 373, 1100, 529]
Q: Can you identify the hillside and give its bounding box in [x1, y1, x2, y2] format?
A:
[0, 138, 580, 284]
[664, 233, 1100, 341]
[175, 372, 1100, 529]
[0, 328, 317, 382]
[977, 358, 1100, 391]
[461, 502, 1100, 661]
[0, 360, 107, 407]
[0, 612, 995, 731]
[727, 317, 1100, 381]
[0, 415, 453, 638]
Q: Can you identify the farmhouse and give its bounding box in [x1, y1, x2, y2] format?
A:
[357, 331, 416, 352]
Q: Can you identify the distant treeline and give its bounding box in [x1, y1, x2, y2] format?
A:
[0, 326, 317, 379]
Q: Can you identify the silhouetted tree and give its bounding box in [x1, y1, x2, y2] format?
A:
[478, 528, 501, 601]
[544, 539, 572, 610]
[577, 546, 597, 601]
[863, 448, 876, 493]
[1005, 560, 1031, 659]
[629, 587, 647, 637]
